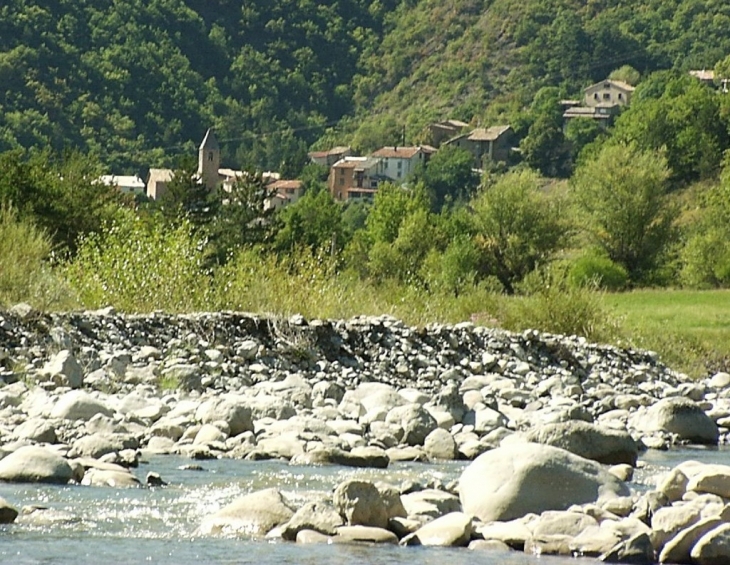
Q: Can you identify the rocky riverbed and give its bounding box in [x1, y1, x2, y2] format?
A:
[2, 304, 730, 564]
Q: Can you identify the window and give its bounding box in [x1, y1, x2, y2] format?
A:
[603, 93, 610, 100]
[397, 160, 402, 169]
[208, 151, 214, 162]
[339, 178, 344, 186]
[618, 93, 623, 100]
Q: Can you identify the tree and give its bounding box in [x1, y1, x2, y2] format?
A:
[158, 157, 212, 227]
[520, 88, 571, 178]
[206, 171, 275, 265]
[274, 188, 345, 254]
[417, 145, 478, 211]
[471, 169, 569, 294]
[572, 143, 676, 282]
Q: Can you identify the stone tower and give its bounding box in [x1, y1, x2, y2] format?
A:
[198, 128, 220, 190]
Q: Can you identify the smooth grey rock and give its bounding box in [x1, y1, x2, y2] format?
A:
[402, 512, 472, 547]
[0, 497, 18, 523]
[642, 398, 718, 445]
[50, 390, 114, 421]
[526, 421, 638, 466]
[198, 488, 294, 537]
[333, 480, 388, 529]
[39, 350, 83, 389]
[459, 443, 630, 523]
[691, 523, 730, 565]
[385, 404, 438, 446]
[281, 501, 343, 540]
[0, 446, 73, 484]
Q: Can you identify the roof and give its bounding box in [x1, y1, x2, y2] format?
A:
[99, 175, 145, 189]
[268, 179, 302, 191]
[690, 69, 715, 81]
[332, 156, 379, 169]
[308, 146, 351, 159]
[371, 146, 423, 159]
[147, 168, 174, 183]
[585, 79, 635, 93]
[199, 128, 219, 151]
[466, 125, 512, 142]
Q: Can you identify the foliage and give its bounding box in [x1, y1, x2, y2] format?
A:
[572, 143, 676, 282]
[63, 210, 211, 312]
[416, 145, 479, 211]
[274, 188, 346, 255]
[0, 205, 73, 309]
[0, 149, 121, 254]
[470, 169, 569, 294]
[501, 266, 618, 343]
[568, 251, 629, 291]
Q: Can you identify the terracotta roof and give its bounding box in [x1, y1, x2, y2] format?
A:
[268, 179, 302, 191]
[308, 146, 351, 158]
[371, 146, 422, 159]
[467, 125, 512, 142]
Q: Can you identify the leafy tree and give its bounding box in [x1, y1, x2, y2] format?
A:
[416, 145, 478, 211]
[470, 169, 569, 294]
[206, 171, 276, 265]
[274, 188, 345, 255]
[612, 74, 728, 182]
[520, 88, 571, 178]
[572, 143, 676, 282]
[609, 65, 641, 86]
[157, 157, 212, 227]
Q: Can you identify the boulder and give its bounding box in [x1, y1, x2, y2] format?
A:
[81, 468, 141, 488]
[659, 517, 723, 564]
[401, 489, 461, 520]
[196, 396, 253, 436]
[385, 404, 438, 446]
[280, 501, 343, 540]
[458, 443, 630, 523]
[50, 390, 114, 421]
[39, 350, 83, 389]
[424, 428, 457, 460]
[599, 532, 654, 564]
[691, 523, 730, 565]
[334, 525, 398, 544]
[0, 446, 73, 484]
[641, 398, 718, 444]
[0, 497, 18, 524]
[333, 480, 388, 529]
[402, 512, 473, 547]
[687, 464, 730, 498]
[526, 421, 638, 466]
[14, 418, 57, 444]
[198, 488, 294, 537]
[290, 446, 388, 469]
[531, 510, 598, 538]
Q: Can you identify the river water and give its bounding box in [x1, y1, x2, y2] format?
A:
[1, 447, 728, 565]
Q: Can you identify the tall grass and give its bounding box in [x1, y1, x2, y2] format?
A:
[0, 205, 74, 310]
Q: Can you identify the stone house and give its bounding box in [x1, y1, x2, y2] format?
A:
[308, 146, 352, 167]
[328, 156, 382, 201]
[563, 80, 635, 128]
[99, 175, 146, 196]
[265, 179, 304, 210]
[371, 145, 436, 182]
[428, 119, 469, 147]
[444, 125, 516, 168]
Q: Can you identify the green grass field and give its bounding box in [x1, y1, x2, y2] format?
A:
[602, 289, 730, 378]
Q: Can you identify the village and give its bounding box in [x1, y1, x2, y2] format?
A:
[97, 77, 657, 209]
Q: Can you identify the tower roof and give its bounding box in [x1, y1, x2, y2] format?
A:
[199, 128, 219, 151]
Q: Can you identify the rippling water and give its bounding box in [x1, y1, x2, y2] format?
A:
[1, 448, 727, 565]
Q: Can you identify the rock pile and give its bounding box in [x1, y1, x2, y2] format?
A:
[1, 305, 730, 561]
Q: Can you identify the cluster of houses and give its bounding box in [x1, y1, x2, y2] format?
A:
[100, 73, 721, 208]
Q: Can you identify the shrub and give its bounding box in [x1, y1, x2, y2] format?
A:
[569, 252, 629, 290]
[63, 211, 211, 312]
[502, 267, 619, 342]
[0, 205, 74, 310]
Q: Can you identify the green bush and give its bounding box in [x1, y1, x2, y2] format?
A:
[0, 205, 74, 310]
[63, 211, 212, 313]
[569, 252, 629, 290]
[502, 267, 619, 342]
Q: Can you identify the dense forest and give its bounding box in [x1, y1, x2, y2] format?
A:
[2, 0, 730, 173]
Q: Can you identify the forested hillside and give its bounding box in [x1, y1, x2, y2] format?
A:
[2, 0, 730, 172]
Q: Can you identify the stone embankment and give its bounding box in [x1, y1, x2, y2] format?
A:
[2, 304, 730, 563]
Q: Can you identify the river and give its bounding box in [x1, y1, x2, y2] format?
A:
[1, 447, 728, 565]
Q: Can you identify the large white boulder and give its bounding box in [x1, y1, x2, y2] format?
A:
[50, 390, 115, 421]
[526, 420, 638, 466]
[638, 398, 718, 444]
[0, 446, 73, 484]
[198, 488, 294, 537]
[458, 443, 629, 523]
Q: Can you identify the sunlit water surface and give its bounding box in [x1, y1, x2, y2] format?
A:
[2, 447, 729, 565]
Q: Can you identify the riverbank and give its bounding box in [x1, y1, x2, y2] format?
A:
[2, 305, 730, 563]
